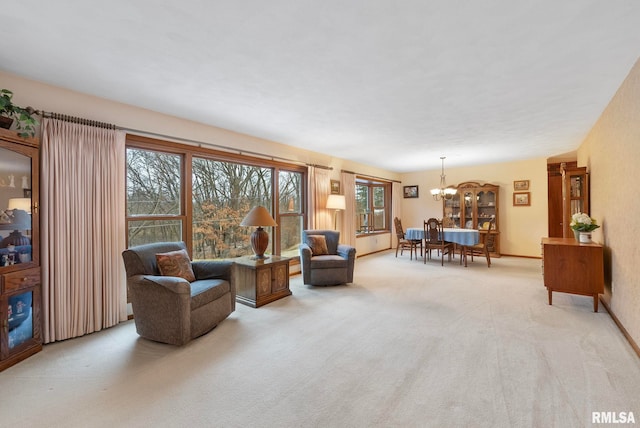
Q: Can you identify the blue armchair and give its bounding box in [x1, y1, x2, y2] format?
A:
[122, 242, 235, 345]
[299, 230, 356, 286]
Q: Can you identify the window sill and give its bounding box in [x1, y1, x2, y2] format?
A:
[356, 231, 390, 238]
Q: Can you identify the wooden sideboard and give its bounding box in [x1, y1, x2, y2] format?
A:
[541, 237, 604, 312]
[234, 256, 291, 308]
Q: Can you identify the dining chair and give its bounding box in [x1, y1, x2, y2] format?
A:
[394, 217, 421, 260]
[464, 221, 494, 267]
[423, 218, 454, 266]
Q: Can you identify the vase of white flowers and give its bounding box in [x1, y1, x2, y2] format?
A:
[570, 212, 600, 243]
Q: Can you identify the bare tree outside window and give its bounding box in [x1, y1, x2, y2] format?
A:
[278, 170, 304, 257]
[126, 149, 182, 246]
[126, 142, 306, 260]
[355, 179, 390, 234]
[192, 158, 271, 259]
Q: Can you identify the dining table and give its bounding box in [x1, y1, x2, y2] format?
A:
[405, 227, 480, 267]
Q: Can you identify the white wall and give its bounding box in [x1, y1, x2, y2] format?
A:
[1, 71, 400, 188]
[578, 58, 640, 350]
[400, 157, 548, 257]
[356, 233, 392, 256]
[1, 71, 401, 257]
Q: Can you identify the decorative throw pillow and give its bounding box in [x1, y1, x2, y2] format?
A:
[306, 235, 329, 256]
[156, 249, 196, 282]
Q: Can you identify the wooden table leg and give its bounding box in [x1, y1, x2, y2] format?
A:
[548, 288, 552, 305]
[461, 246, 468, 267]
[593, 295, 598, 312]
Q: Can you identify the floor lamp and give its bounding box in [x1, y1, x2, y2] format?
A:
[326, 194, 346, 230]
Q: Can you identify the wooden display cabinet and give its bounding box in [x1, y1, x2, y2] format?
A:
[541, 237, 603, 312]
[234, 256, 291, 308]
[0, 129, 42, 371]
[443, 181, 500, 256]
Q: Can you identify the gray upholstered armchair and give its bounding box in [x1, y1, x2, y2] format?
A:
[299, 230, 356, 286]
[121, 241, 235, 345]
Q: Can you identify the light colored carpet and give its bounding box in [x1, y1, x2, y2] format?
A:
[1, 251, 639, 428]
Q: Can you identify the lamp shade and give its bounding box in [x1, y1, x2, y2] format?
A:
[326, 194, 346, 210]
[8, 198, 31, 213]
[240, 206, 277, 227]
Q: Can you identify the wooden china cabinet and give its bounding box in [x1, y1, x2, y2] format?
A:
[0, 128, 42, 371]
[443, 181, 500, 256]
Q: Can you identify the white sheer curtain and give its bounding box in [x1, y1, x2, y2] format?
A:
[41, 118, 127, 343]
[341, 172, 356, 247]
[307, 166, 331, 230]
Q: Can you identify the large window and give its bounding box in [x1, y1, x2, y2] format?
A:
[355, 178, 391, 234]
[125, 135, 306, 260]
[126, 148, 184, 245]
[278, 170, 304, 258]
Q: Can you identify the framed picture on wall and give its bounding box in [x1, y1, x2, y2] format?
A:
[513, 192, 530, 206]
[403, 185, 419, 199]
[513, 180, 529, 191]
[330, 180, 341, 194]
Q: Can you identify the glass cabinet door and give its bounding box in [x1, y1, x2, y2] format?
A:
[443, 193, 461, 228]
[477, 190, 496, 229]
[8, 290, 34, 349]
[569, 174, 586, 214]
[0, 146, 34, 268]
[562, 166, 589, 238]
[2, 287, 40, 360]
[462, 191, 474, 229]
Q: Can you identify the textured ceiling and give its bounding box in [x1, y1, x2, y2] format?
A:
[1, 1, 639, 172]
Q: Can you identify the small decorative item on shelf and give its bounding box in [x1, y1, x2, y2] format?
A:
[570, 212, 600, 243]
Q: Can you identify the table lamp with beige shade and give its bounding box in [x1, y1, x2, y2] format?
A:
[240, 206, 277, 259]
[0, 198, 32, 247]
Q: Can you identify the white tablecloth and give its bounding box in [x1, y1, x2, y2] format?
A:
[405, 227, 479, 246]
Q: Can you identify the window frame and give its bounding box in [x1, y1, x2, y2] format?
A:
[355, 177, 391, 235]
[125, 134, 307, 260]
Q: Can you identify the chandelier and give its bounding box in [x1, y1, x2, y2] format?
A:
[430, 156, 457, 201]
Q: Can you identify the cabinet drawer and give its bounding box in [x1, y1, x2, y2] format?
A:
[2, 268, 41, 293]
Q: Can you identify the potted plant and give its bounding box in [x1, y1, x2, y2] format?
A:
[570, 212, 600, 243]
[0, 89, 38, 138]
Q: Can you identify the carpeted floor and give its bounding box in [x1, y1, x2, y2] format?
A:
[1, 251, 638, 428]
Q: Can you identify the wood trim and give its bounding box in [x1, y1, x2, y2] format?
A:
[355, 248, 392, 257]
[499, 253, 541, 259]
[0, 128, 39, 148]
[599, 298, 640, 359]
